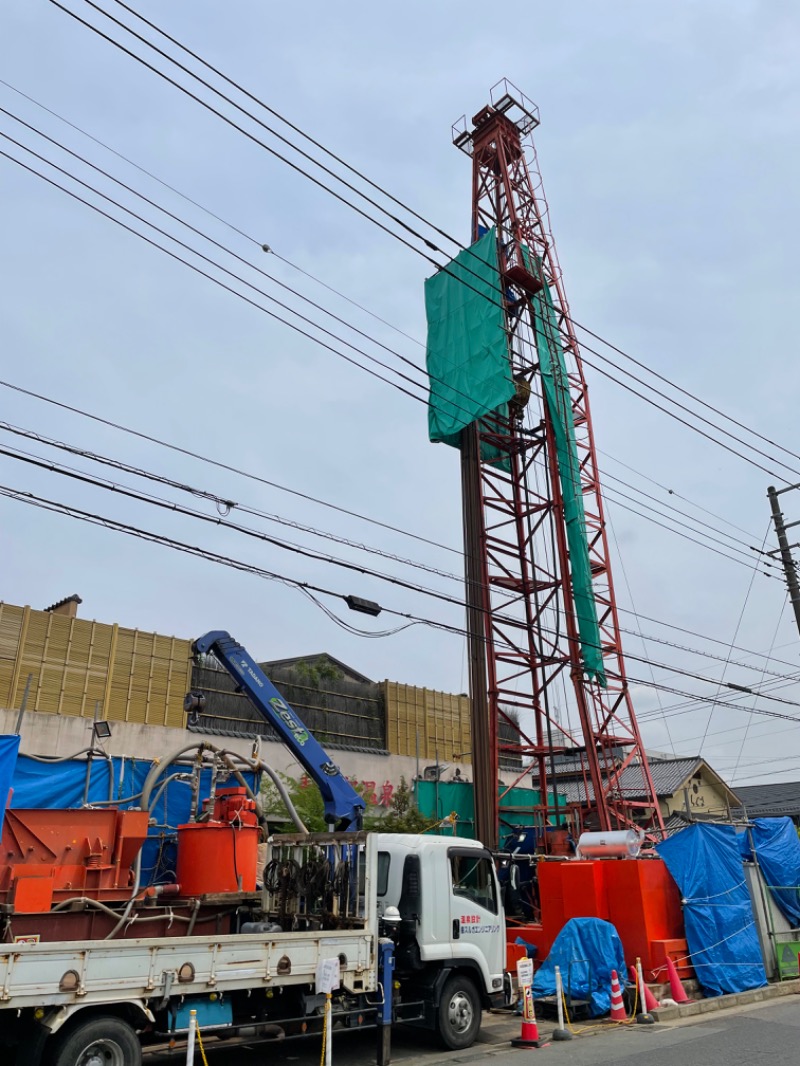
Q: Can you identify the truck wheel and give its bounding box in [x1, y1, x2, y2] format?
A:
[47, 1015, 141, 1066]
[436, 974, 481, 1050]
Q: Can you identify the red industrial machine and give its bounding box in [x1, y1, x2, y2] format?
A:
[0, 786, 260, 942]
[450, 81, 664, 847]
[177, 787, 259, 896]
[0, 807, 148, 911]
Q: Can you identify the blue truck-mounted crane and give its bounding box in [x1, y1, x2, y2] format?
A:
[189, 630, 366, 831]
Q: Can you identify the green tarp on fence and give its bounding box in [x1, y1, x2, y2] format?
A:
[425, 228, 514, 447]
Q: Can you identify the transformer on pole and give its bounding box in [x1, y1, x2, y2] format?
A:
[449, 81, 664, 847]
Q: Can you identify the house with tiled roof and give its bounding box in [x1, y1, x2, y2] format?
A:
[554, 752, 741, 832]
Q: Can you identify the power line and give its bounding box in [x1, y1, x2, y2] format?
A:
[5, 476, 800, 733]
[97, 0, 800, 475]
[0, 420, 463, 586]
[2, 113, 782, 583]
[0, 109, 512, 438]
[43, 1, 800, 484]
[6, 438, 800, 722]
[1, 376, 795, 692]
[3, 35, 797, 690]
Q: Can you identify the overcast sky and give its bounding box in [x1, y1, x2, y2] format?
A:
[2, 1, 800, 788]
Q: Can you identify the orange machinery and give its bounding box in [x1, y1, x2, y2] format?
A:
[507, 857, 693, 981]
[0, 807, 148, 914]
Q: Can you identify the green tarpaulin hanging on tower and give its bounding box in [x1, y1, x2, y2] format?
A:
[424, 229, 606, 686]
[530, 269, 607, 686]
[424, 228, 514, 447]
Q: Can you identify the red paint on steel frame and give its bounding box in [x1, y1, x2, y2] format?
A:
[453, 81, 664, 839]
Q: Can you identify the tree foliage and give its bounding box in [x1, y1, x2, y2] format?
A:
[261, 773, 439, 835]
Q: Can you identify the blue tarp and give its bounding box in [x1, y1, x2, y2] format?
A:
[740, 818, 800, 928]
[0, 735, 20, 827]
[9, 754, 258, 887]
[657, 823, 767, 996]
[533, 917, 626, 1016]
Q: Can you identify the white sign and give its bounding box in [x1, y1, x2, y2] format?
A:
[516, 957, 534, 988]
[315, 956, 341, 994]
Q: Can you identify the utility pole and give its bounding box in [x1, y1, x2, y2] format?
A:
[767, 485, 800, 640]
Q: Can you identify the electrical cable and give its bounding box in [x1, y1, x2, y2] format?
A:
[1, 119, 779, 583]
[42, 0, 800, 483]
[0, 131, 433, 407]
[0, 372, 792, 690]
[84, 0, 800, 476]
[697, 526, 770, 755]
[6, 18, 800, 750]
[3, 473, 798, 728]
[2, 92, 794, 541]
[7, 72, 791, 526]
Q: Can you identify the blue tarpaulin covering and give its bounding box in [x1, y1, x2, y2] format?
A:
[533, 917, 626, 1016]
[9, 754, 258, 887]
[739, 818, 800, 928]
[0, 735, 20, 827]
[657, 823, 767, 996]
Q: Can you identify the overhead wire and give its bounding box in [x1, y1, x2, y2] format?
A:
[7, 6, 800, 767]
[0, 109, 782, 584]
[5, 439, 800, 727]
[0, 80, 782, 572]
[41, 0, 800, 484]
[0, 394, 794, 691]
[4, 478, 800, 740]
[92, 0, 800, 473]
[697, 525, 770, 755]
[2, 73, 787, 554]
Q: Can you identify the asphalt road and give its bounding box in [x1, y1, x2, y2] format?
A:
[146, 997, 800, 1066]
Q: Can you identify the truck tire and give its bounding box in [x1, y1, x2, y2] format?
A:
[46, 1015, 142, 1066]
[436, 974, 481, 1050]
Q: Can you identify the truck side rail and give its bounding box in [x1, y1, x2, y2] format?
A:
[0, 928, 377, 1010]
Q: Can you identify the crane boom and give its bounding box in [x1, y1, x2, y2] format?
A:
[191, 630, 365, 831]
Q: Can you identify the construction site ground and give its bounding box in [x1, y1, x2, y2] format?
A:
[147, 978, 800, 1064]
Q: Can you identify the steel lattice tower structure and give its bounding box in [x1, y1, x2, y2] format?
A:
[451, 82, 664, 849]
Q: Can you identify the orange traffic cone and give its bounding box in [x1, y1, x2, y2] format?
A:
[665, 957, 691, 1004]
[609, 969, 627, 1021]
[629, 965, 659, 1012]
[511, 984, 541, 1048]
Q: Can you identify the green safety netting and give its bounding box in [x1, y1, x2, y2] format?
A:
[529, 269, 606, 686]
[424, 228, 605, 687]
[424, 228, 514, 449]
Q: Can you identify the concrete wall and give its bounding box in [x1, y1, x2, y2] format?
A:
[0, 707, 452, 809]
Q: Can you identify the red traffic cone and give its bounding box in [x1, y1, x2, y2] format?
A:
[609, 969, 627, 1021]
[629, 965, 659, 1012]
[665, 957, 691, 1004]
[511, 984, 541, 1048]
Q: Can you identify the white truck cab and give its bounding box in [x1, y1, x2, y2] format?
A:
[375, 834, 506, 1048]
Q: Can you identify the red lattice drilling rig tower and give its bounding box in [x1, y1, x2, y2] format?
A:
[448, 82, 663, 849]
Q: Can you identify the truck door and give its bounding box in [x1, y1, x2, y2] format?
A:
[448, 848, 505, 981]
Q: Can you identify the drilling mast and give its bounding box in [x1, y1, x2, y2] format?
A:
[451, 82, 663, 849]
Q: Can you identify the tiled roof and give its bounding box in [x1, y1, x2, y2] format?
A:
[260, 653, 373, 684]
[44, 593, 82, 612]
[554, 756, 737, 804]
[733, 782, 800, 819]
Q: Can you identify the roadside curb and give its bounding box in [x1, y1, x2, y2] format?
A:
[651, 977, 800, 1021]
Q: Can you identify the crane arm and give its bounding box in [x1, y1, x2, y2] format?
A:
[191, 630, 365, 831]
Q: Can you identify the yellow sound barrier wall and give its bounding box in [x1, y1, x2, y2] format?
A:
[0, 602, 192, 727]
[385, 681, 471, 762]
